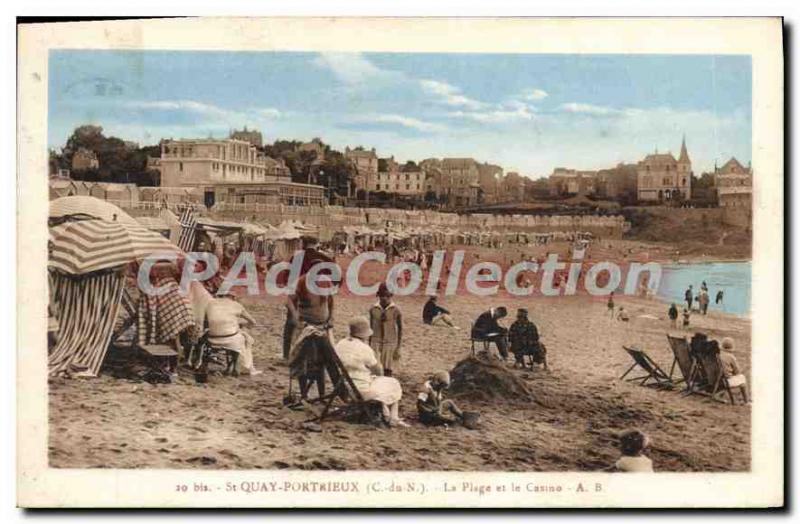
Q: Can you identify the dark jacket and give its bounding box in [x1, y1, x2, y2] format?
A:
[422, 300, 449, 324]
[668, 305, 678, 319]
[472, 310, 504, 339]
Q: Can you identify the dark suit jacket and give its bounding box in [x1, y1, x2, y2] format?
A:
[472, 310, 503, 339]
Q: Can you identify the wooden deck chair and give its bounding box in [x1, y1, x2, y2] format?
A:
[693, 343, 743, 405]
[620, 346, 674, 388]
[666, 334, 696, 391]
[287, 332, 381, 425]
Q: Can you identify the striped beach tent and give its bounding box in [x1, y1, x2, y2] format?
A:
[49, 219, 183, 275]
[48, 270, 126, 377]
[49, 195, 139, 226]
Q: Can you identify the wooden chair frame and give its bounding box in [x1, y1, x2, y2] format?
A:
[620, 346, 674, 388]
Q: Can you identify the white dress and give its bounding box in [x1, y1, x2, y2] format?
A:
[206, 298, 257, 374]
[334, 337, 402, 404]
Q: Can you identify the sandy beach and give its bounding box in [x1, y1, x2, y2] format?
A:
[49, 261, 751, 472]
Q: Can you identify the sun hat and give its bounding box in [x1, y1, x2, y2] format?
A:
[721, 337, 734, 350]
[349, 316, 373, 339]
[433, 371, 451, 387]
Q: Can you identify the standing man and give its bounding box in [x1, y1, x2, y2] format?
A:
[685, 285, 694, 310]
[281, 235, 333, 360]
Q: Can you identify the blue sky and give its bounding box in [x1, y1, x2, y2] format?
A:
[49, 50, 751, 177]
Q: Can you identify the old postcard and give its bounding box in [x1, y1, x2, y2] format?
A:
[17, 17, 783, 508]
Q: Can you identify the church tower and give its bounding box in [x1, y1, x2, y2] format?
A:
[677, 135, 692, 199]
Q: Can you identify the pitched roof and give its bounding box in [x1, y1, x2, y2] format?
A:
[678, 136, 690, 163]
[718, 157, 747, 174]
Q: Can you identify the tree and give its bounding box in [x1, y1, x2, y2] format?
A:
[692, 172, 716, 189]
[56, 125, 161, 185]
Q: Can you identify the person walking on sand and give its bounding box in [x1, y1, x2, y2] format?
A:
[607, 292, 616, 319]
[699, 290, 710, 315]
[368, 283, 403, 378]
[668, 303, 679, 329]
[685, 285, 694, 310]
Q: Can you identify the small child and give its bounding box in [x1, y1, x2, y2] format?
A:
[417, 371, 464, 426]
[612, 429, 654, 472]
[607, 292, 615, 319]
[368, 283, 403, 377]
[668, 303, 679, 329]
[616, 307, 630, 322]
[682, 307, 691, 329]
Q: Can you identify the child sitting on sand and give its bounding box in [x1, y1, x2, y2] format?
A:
[611, 429, 654, 472]
[417, 371, 464, 427]
[682, 308, 691, 329]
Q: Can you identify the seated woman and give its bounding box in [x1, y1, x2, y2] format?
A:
[719, 337, 750, 403]
[205, 291, 261, 376]
[334, 316, 408, 427]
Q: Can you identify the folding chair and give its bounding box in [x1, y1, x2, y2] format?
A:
[620, 346, 674, 388]
[470, 321, 507, 357]
[287, 332, 382, 425]
[666, 334, 696, 392]
[694, 345, 746, 405]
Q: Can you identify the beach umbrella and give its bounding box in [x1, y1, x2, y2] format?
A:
[49, 218, 183, 275]
[49, 195, 139, 226]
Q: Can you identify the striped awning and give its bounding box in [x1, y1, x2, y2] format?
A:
[50, 196, 139, 225]
[49, 219, 183, 275]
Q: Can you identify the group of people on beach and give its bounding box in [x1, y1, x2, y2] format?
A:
[666, 281, 725, 330]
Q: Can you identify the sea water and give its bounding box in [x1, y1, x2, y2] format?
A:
[657, 261, 751, 317]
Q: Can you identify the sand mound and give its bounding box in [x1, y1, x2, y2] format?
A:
[448, 356, 534, 402]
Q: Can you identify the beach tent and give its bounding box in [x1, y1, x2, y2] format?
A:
[48, 218, 183, 378]
[135, 216, 170, 237]
[50, 196, 139, 226]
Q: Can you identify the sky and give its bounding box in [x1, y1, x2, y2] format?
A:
[48, 50, 751, 177]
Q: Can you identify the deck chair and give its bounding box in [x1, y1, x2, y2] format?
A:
[693, 342, 745, 405]
[287, 331, 381, 425]
[620, 346, 674, 388]
[666, 334, 696, 391]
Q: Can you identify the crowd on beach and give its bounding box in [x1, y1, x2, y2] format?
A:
[49, 228, 751, 473]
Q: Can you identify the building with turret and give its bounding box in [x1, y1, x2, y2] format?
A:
[636, 136, 692, 202]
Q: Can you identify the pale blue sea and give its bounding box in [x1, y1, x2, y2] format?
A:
[656, 261, 751, 317]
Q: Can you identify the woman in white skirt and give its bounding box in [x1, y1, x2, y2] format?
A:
[335, 316, 409, 427]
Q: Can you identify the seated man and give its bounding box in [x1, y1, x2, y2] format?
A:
[719, 337, 750, 403]
[417, 371, 464, 426]
[508, 308, 547, 370]
[471, 306, 509, 360]
[205, 292, 261, 376]
[422, 295, 458, 329]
